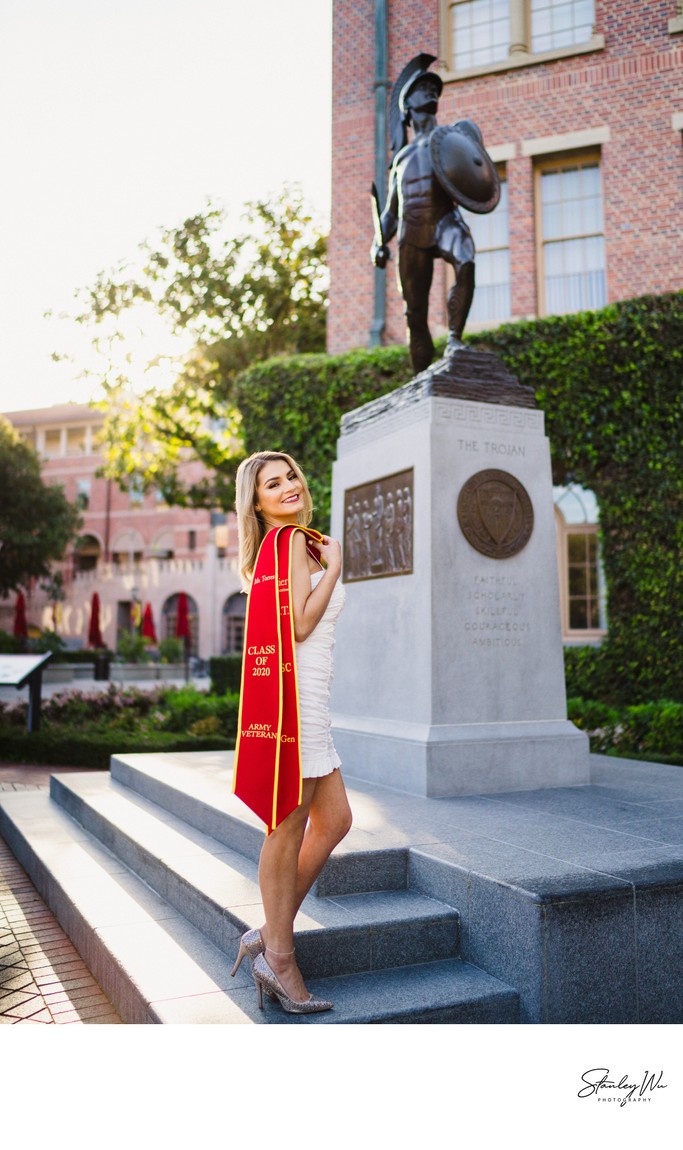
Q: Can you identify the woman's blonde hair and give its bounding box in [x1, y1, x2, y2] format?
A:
[235, 451, 313, 588]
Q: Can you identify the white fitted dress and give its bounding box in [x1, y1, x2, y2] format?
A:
[296, 570, 346, 778]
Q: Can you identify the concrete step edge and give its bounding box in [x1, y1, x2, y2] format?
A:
[110, 754, 409, 894]
[0, 792, 518, 1025]
[49, 773, 461, 971]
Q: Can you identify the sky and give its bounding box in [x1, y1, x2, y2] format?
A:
[0, 0, 332, 413]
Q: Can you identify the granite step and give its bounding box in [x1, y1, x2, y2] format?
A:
[109, 751, 408, 895]
[48, 771, 459, 978]
[0, 789, 519, 1024]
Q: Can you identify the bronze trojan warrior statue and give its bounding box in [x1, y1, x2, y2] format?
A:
[371, 53, 500, 374]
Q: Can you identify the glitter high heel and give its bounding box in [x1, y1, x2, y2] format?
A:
[230, 928, 265, 976]
[252, 951, 333, 1014]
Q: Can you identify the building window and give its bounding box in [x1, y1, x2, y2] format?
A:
[129, 478, 144, 506]
[188, 530, 197, 552]
[66, 427, 86, 456]
[223, 593, 246, 655]
[537, 155, 606, 316]
[554, 484, 607, 642]
[73, 534, 101, 573]
[566, 530, 601, 629]
[44, 429, 62, 458]
[75, 478, 91, 511]
[162, 593, 199, 656]
[530, 0, 595, 54]
[441, 0, 600, 76]
[450, 0, 510, 71]
[461, 174, 511, 324]
[149, 529, 174, 561]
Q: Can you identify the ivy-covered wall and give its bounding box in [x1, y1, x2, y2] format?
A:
[235, 292, 683, 705]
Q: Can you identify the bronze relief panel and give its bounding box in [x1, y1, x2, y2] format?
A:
[343, 468, 413, 582]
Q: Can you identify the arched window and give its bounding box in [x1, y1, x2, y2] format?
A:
[553, 484, 607, 642]
[223, 592, 246, 654]
[162, 593, 199, 656]
[111, 529, 145, 567]
[149, 529, 174, 560]
[73, 534, 101, 573]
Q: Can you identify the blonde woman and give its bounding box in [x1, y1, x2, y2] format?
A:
[230, 451, 352, 1013]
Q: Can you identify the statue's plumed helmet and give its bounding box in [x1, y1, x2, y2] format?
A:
[399, 69, 443, 115]
[389, 53, 443, 154]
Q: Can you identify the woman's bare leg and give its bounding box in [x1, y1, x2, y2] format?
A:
[294, 769, 352, 912]
[257, 771, 352, 1002]
[257, 779, 316, 1003]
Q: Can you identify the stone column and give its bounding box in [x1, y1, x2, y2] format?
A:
[509, 0, 529, 55]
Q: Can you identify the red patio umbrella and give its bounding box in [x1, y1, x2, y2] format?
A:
[88, 591, 104, 647]
[141, 602, 157, 643]
[175, 592, 191, 643]
[13, 592, 28, 639]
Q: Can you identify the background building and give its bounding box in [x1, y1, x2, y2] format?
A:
[2, 404, 244, 661]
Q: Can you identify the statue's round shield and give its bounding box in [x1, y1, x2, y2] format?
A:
[430, 123, 500, 214]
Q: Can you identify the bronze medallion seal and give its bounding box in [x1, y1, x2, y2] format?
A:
[457, 469, 533, 559]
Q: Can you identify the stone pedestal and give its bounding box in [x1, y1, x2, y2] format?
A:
[329, 350, 589, 797]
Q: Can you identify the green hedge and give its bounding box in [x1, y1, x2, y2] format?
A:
[236, 293, 683, 704]
[0, 729, 233, 771]
[568, 697, 683, 766]
[209, 655, 243, 696]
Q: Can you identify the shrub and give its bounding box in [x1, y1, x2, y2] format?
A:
[0, 629, 24, 654]
[158, 636, 184, 663]
[64, 649, 112, 664]
[116, 629, 150, 663]
[0, 728, 233, 770]
[158, 686, 239, 737]
[567, 696, 683, 765]
[209, 655, 243, 695]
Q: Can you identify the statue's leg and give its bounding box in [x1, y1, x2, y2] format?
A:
[446, 261, 475, 350]
[439, 213, 476, 351]
[398, 244, 434, 373]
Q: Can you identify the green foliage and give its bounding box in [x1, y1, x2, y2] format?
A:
[0, 418, 82, 595]
[63, 187, 328, 510]
[235, 344, 412, 527]
[0, 629, 24, 654]
[158, 636, 184, 663]
[29, 630, 68, 660]
[236, 292, 683, 702]
[563, 647, 604, 701]
[116, 629, 150, 663]
[158, 686, 239, 736]
[0, 683, 238, 767]
[209, 655, 244, 696]
[567, 697, 683, 765]
[63, 648, 112, 664]
[0, 729, 232, 770]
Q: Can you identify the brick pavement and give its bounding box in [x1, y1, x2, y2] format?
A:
[0, 765, 123, 1025]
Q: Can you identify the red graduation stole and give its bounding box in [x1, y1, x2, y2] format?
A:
[232, 524, 324, 833]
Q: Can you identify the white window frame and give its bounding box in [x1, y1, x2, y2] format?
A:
[439, 0, 604, 80]
[534, 149, 607, 318]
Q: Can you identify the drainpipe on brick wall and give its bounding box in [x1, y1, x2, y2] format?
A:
[369, 0, 389, 347]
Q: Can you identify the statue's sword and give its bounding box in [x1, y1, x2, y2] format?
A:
[370, 182, 386, 254]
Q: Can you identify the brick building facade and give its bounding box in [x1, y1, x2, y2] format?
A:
[328, 0, 683, 356]
[2, 405, 243, 661]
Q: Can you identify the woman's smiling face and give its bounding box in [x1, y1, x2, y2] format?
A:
[255, 458, 304, 527]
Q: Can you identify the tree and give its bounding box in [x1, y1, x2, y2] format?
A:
[0, 419, 82, 596]
[61, 186, 328, 509]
